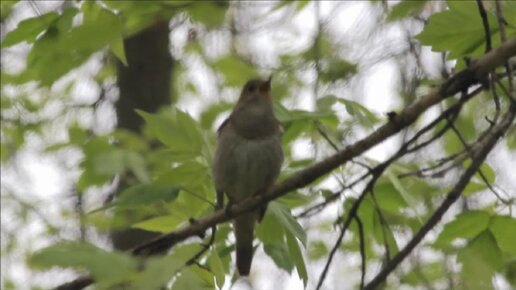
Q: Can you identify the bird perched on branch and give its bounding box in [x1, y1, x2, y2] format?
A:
[213, 77, 284, 276]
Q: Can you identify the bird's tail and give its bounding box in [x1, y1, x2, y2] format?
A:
[233, 212, 256, 276]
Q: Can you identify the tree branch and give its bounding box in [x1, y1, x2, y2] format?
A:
[55, 38, 516, 290]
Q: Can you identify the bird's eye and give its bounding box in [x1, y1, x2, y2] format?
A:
[247, 84, 257, 93]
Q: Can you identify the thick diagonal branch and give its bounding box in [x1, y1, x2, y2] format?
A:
[56, 38, 516, 290]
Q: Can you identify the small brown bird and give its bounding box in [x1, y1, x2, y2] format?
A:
[213, 77, 283, 276]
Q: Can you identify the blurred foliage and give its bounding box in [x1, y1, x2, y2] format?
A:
[1, 1, 515, 290]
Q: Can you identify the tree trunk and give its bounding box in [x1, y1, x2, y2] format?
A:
[111, 20, 174, 251]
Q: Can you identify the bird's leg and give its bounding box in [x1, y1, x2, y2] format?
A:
[253, 188, 269, 222]
[258, 203, 268, 222]
[225, 197, 235, 217]
[216, 190, 224, 210]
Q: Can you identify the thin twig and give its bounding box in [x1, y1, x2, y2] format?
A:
[295, 171, 370, 219]
[315, 164, 397, 289]
[495, 0, 515, 103]
[448, 116, 512, 205]
[75, 191, 86, 242]
[315, 223, 347, 290]
[182, 187, 216, 208]
[397, 150, 466, 179]
[316, 85, 483, 289]
[356, 216, 366, 290]
[185, 226, 217, 267]
[477, 169, 513, 205]
[301, 87, 482, 218]
[476, 0, 492, 53]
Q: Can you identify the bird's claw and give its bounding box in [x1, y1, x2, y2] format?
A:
[225, 199, 234, 217]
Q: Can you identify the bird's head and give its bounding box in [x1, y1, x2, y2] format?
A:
[236, 76, 272, 107]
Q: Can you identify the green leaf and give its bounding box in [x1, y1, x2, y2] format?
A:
[78, 135, 150, 191]
[271, 0, 310, 13]
[154, 161, 211, 191]
[457, 230, 502, 290]
[356, 197, 376, 235]
[207, 249, 226, 289]
[374, 180, 408, 214]
[476, 162, 496, 184]
[434, 210, 491, 249]
[416, 2, 498, 61]
[387, 0, 428, 22]
[17, 4, 123, 85]
[335, 97, 380, 127]
[200, 101, 232, 129]
[1, 142, 9, 163]
[92, 184, 180, 217]
[110, 36, 128, 66]
[400, 261, 445, 286]
[132, 215, 183, 233]
[264, 242, 294, 272]
[77, 137, 116, 190]
[385, 170, 418, 211]
[103, 2, 166, 36]
[256, 207, 286, 245]
[68, 123, 89, 145]
[116, 184, 180, 208]
[463, 181, 488, 197]
[279, 108, 336, 124]
[137, 109, 204, 158]
[489, 215, 516, 255]
[267, 202, 307, 247]
[171, 265, 214, 290]
[302, 33, 333, 61]
[308, 240, 328, 260]
[133, 244, 202, 290]
[214, 55, 257, 87]
[373, 209, 399, 255]
[319, 59, 357, 83]
[504, 260, 516, 286]
[443, 129, 462, 155]
[282, 119, 311, 145]
[273, 101, 293, 123]
[277, 192, 314, 209]
[507, 125, 516, 149]
[2, 12, 59, 47]
[295, 0, 311, 11]
[188, 2, 228, 27]
[29, 242, 137, 287]
[316, 95, 337, 112]
[126, 151, 150, 183]
[286, 232, 308, 287]
[1, 0, 18, 20]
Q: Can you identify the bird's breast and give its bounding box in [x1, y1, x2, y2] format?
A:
[213, 130, 283, 201]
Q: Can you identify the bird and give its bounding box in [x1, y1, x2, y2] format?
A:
[213, 77, 284, 276]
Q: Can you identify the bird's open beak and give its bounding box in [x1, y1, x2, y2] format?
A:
[260, 75, 272, 93]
